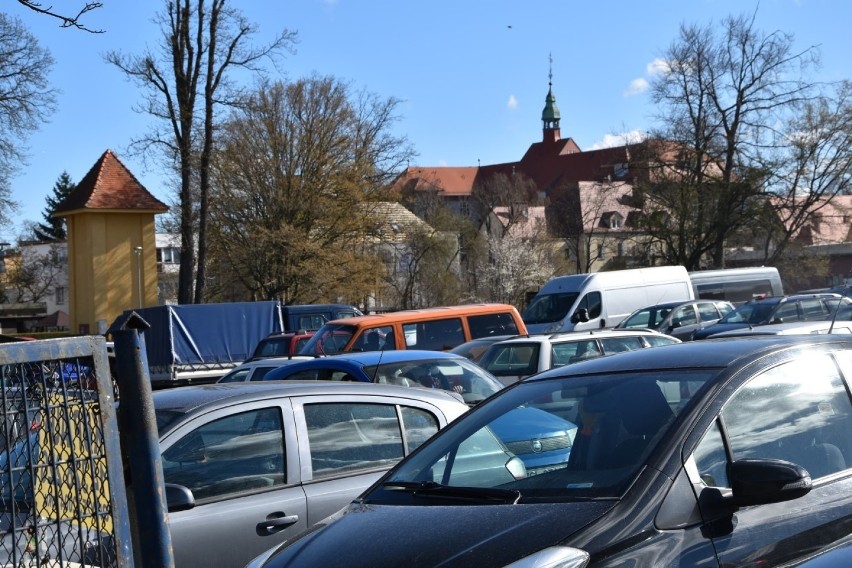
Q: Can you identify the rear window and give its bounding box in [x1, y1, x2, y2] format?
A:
[480, 343, 541, 377]
[467, 313, 521, 338]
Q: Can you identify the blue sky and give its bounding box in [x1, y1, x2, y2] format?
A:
[5, 0, 849, 243]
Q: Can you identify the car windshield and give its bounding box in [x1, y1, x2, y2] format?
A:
[363, 357, 504, 404]
[299, 324, 357, 355]
[369, 370, 717, 504]
[522, 292, 579, 325]
[619, 306, 674, 329]
[718, 302, 777, 324]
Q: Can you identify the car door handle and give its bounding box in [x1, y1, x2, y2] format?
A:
[256, 512, 299, 536]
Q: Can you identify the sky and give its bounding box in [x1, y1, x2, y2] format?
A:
[5, 0, 850, 244]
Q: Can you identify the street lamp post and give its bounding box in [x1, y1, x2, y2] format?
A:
[134, 246, 143, 307]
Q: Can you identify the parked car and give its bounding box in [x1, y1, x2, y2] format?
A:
[705, 320, 852, 338]
[216, 356, 314, 383]
[262, 351, 504, 407]
[248, 335, 852, 568]
[691, 293, 850, 340]
[615, 299, 734, 340]
[299, 303, 527, 355]
[132, 382, 468, 568]
[246, 331, 315, 361]
[477, 329, 680, 385]
[449, 334, 517, 363]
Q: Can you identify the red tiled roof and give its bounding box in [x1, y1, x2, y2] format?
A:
[54, 149, 169, 215]
[394, 139, 642, 199]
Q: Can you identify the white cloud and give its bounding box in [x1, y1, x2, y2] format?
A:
[646, 58, 669, 76]
[588, 130, 646, 150]
[624, 58, 670, 97]
[507, 95, 518, 109]
[624, 78, 649, 97]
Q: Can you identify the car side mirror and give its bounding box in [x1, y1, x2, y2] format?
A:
[728, 458, 811, 507]
[771, 317, 784, 324]
[571, 309, 590, 324]
[165, 483, 196, 512]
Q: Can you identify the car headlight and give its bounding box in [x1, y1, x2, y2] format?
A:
[504, 546, 590, 568]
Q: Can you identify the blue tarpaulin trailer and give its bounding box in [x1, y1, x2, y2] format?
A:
[120, 301, 285, 387]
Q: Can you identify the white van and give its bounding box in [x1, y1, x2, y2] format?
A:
[688, 267, 783, 304]
[523, 266, 694, 334]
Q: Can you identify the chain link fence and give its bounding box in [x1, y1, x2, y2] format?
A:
[0, 337, 130, 567]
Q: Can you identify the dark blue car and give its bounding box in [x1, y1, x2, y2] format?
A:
[248, 335, 852, 568]
[692, 294, 848, 339]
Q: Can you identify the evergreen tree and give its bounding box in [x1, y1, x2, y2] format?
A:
[32, 171, 75, 241]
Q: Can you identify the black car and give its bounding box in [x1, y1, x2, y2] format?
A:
[691, 293, 849, 339]
[248, 335, 852, 568]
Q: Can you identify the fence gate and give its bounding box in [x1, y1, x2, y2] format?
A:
[0, 336, 131, 567]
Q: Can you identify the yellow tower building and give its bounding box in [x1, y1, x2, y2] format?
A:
[54, 150, 169, 335]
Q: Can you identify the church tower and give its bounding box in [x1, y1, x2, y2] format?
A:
[541, 54, 561, 144]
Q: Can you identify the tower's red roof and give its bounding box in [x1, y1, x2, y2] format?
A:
[54, 149, 169, 215]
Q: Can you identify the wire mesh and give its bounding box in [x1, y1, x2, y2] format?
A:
[0, 339, 125, 567]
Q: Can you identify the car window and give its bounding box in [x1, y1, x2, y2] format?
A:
[304, 403, 406, 479]
[599, 336, 644, 354]
[161, 407, 285, 501]
[576, 292, 602, 319]
[249, 366, 279, 381]
[405, 319, 465, 351]
[481, 343, 540, 376]
[467, 313, 520, 338]
[277, 368, 323, 381]
[799, 299, 827, 320]
[773, 302, 801, 322]
[671, 306, 697, 326]
[400, 407, 440, 452]
[563, 340, 604, 364]
[696, 302, 721, 322]
[296, 314, 327, 331]
[643, 335, 679, 347]
[218, 368, 252, 383]
[699, 353, 852, 482]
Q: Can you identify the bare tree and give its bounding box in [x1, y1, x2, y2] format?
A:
[208, 77, 415, 305]
[0, 13, 56, 230]
[758, 81, 852, 263]
[641, 9, 823, 268]
[15, 1, 104, 32]
[548, 180, 636, 273]
[106, 0, 297, 303]
[475, 230, 561, 309]
[6, 243, 66, 304]
[470, 172, 540, 236]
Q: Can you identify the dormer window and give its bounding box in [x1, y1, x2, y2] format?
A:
[600, 211, 623, 230]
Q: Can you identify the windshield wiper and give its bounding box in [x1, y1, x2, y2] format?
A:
[381, 480, 521, 504]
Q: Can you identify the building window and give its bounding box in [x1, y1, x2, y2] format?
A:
[597, 244, 606, 260]
[459, 199, 470, 219]
[157, 246, 179, 264]
[55, 286, 66, 305]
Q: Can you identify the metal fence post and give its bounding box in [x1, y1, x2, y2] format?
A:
[109, 311, 175, 568]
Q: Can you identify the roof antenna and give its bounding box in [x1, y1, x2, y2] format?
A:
[828, 284, 850, 334]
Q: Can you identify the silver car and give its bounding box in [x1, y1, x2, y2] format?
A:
[133, 382, 468, 567]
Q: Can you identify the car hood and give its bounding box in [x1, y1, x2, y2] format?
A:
[260, 500, 615, 567]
